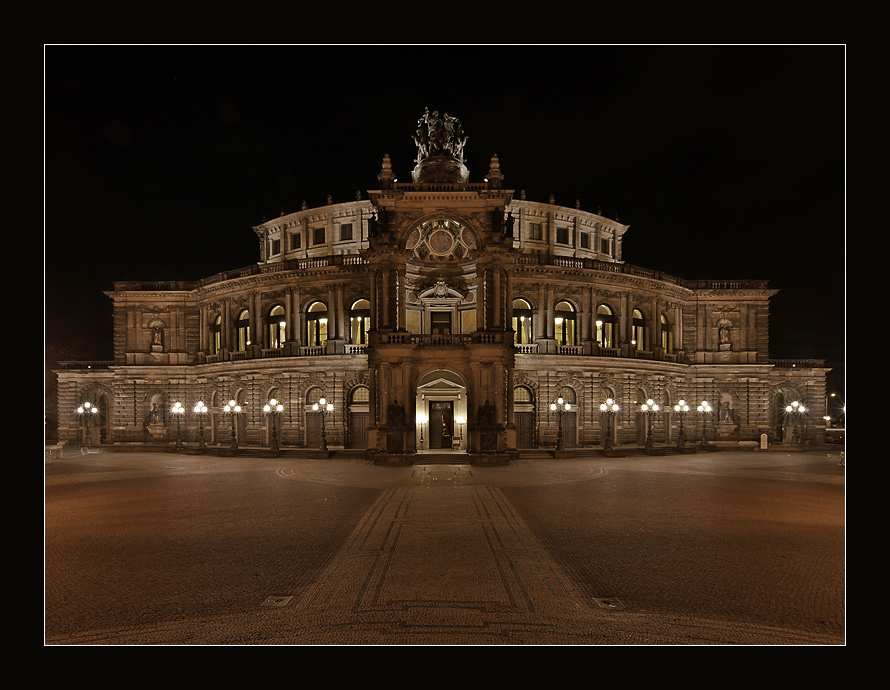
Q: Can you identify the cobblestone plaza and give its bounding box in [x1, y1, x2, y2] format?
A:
[45, 447, 845, 645]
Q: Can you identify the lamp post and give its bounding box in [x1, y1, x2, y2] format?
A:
[673, 399, 690, 447]
[550, 396, 571, 451]
[171, 401, 185, 450]
[263, 398, 284, 452]
[640, 399, 659, 449]
[312, 396, 334, 451]
[416, 409, 427, 445]
[599, 398, 619, 450]
[223, 399, 242, 449]
[193, 401, 208, 451]
[697, 401, 712, 447]
[76, 401, 99, 447]
[455, 415, 466, 447]
[785, 400, 807, 446]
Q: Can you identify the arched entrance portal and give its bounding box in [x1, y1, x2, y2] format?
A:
[416, 370, 467, 451]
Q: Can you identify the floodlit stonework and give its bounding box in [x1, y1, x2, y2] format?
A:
[55, 111, 829, 459]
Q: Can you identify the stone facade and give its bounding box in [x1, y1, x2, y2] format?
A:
[55, 113, 829, 457]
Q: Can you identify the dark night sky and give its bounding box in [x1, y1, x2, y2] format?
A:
[44, 45, 845, 392]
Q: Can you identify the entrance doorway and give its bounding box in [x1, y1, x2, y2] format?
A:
[431, 311, 452, 335]
[415, 370, 467, 451]
[429, 400, 454, 449]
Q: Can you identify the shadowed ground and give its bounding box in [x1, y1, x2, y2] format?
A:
[45, 448, 844, 645]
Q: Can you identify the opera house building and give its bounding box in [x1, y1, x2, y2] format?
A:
[55, 110, 829, 463]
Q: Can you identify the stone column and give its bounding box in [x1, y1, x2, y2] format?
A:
[253, 293, 263, 347]
[222, 299, 231, 350]
[505, 269, 514, 333]
[398, 268, 407, 331]
[368, 269, 378, 332]
[476, 268, 486, 330]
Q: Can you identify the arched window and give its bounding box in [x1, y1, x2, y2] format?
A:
[351, 386, 370, 403]
[558, 386, 576, 405]
[596, 304, 614, 348]
[514, 385, 533, 403]
[235, 309, 250, 351]
[661, 313, 673, 352]
[307, 301, 328, 347]
[632, 308, 646, 350]
[349, 299, 370, 344]
[306, 387, 324, 405]
[554, 301, 576, 346]
[210, 314, 221, 354]
[266, 305, 286, 348]
[512, 298, 533, 344]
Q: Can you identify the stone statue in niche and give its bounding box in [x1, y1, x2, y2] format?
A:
[149, 403, 163, 424]
[717, 319, 732, 352]
[150, 326, 164, 352]
[478, 399, 497, 428]
[388, 400, 406, 428]
[504, 211, 515, 238]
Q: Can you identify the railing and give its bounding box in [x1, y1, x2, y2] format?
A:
[344, 344, 366, 354]
[557, 345, 583, 356]
[770, 358, 827, 368]
[515, 344, 538, 354]
[410, 334, 472, 346]
[56, 361, 113, 370]
[512, 255, 770, 290]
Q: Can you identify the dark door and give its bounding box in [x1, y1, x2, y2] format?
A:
[431, 312, 452, 335]
[349, 412, 368, 448]
[516, 411, 535, 448]
[563, 412, 577, 448]
[429, 400, 454, 449]
[306, 412, 322, 448]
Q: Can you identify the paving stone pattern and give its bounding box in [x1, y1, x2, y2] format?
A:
[44, 449, 845, 645]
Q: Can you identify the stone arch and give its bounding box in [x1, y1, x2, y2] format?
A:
[401, 214, 482, 262]
[770, 384, 806, 444]
[74, 382, 112, 445]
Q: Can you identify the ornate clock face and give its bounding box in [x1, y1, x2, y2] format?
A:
[407, 218, 476, 263]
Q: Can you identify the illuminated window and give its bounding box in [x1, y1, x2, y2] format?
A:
[266, 305, 286, 348]
[349, 299, 370, 344]
[596, 304, 614, 348]
[632, 309, 646, 349]
[307, 301, 328, 347]
[211, 314, 221, 354]
[235, 309, 250, 351]
[554, 301, 576, 346]
[661, 313, 673, 352]
[512, 298, 533, 344]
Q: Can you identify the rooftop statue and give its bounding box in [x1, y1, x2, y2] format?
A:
[411, 108, 470, 184]
[413, 107, 468, 164]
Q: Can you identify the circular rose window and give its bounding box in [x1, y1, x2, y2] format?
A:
[410, 218, 475, 263]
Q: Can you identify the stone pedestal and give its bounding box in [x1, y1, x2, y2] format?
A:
[146, 423, 167, 442]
